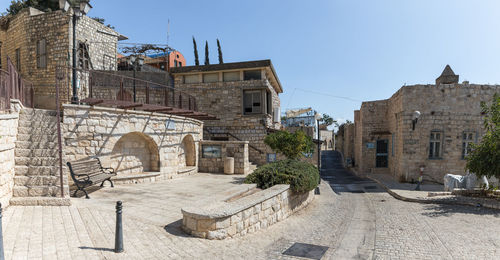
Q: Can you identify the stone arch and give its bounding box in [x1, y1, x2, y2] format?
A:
[179, 134, 196, 167]
[110, 132, 160, 175]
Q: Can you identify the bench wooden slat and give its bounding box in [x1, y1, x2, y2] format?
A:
[67, 157, 117, 199]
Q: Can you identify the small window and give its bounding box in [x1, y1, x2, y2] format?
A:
[203, 73, 218, 83]
[202, 145, 222, 158]
[429, 131, 442, 159]
[243, 70, 261, 80]
[36, 39, 47, 68]
[266, 91, 272, 115]
[223, 71, 239, 82]
[174, 60, 178, 67]
[179, 61, 182, 67]
[243, 90, 262, 114]
[78, 42, 90, 69]
[15, 48, 21, 71]
[462, 131, 475, 159]
[184, 74, 199, 83]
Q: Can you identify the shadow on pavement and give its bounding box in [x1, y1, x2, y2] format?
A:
[420, 202, 500, 217]
[164, 219, 191, 237]
[78, 246, 115, 252]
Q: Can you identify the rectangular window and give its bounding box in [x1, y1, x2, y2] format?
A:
[223, 71, 239, 82]
[203, 73, 218, 83]
[202, 145, 222, 158]
[184, 74, 199, 83]
[243, 90, 262, 114]
[376, 139, 388, 167]
[15, 48, 21, 71]
[174, 60, 178, 67]
[462, 131, 475, 159]
[429, 131, 442, 159]
[36, 39, 47, 68]
[78, 42, 90, 69]
[266, 91, 272, 115]
[243, 70, 261, 80]
[391, 133, 395, 156]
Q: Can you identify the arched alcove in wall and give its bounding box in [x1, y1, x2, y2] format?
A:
[179, 134, 196, 167]
[110, 132, 160, 174]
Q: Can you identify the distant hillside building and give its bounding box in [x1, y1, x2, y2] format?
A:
[350, 66, 500, 182]
[144, 50, 186, 71]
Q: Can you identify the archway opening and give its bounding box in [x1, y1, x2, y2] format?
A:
[179, 134, 196, 167]
[111, 132, 160, 175]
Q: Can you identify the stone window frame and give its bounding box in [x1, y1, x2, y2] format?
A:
[242, 89, 264, 115]
[428, 130, 443, 159]
[77, 42, 91, 70]
[461, 130, 476, 160]
[36, 38, 47, 69]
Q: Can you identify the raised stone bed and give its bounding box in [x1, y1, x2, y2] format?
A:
[181, 184, 315, 240]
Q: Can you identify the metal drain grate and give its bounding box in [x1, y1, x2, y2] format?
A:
[283, 243, 329, 260]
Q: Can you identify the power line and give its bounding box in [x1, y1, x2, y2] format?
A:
[293, 88, 362, 102]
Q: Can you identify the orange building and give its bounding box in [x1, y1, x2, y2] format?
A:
[144, 50, 186, 71]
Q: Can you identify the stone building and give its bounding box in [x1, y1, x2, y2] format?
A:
[170, 60, 283, 165]
[351, 66, 500, 182]
[0, 7, 126, 109]
[336, 122, 355, 166]
[320, 130, 334, 150]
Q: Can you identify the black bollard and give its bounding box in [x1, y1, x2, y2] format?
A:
[114, 201, 123, 253]
[0, 203, 4, 260]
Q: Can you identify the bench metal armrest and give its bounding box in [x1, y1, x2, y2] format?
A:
[75, 173, 91, 182]
[102, 167, 115, 174]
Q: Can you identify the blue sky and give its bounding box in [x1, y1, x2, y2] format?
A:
[3, 0, 500, 124]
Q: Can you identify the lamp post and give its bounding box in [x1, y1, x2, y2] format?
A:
[59, 0, 92, 104]
[128, 55, 144, 102]
[315, 113, 323, 181]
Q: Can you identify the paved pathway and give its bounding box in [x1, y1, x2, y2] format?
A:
[1, 153, 500, 259]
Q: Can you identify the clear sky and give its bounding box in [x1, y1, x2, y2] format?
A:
[3, 0, 500, 125]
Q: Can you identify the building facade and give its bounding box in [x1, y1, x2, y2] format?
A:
[0, 7, 125, 109]
[351, 66, 500, 182]
[170, 60, 283, 165]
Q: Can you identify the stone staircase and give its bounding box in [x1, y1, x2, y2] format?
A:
[10, 108, 70, 206]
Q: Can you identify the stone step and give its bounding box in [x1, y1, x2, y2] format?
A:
[15, 141, 59, 149]
[15, 148, 59, 157]
[15, 157, 59, 166]
[9, 197, 71, 206]
[12, 185, 66, 197]
[15, 165, 61, 176]
[14, 175, 64, 186]
[16, 133, 58, 142]
[18, 119, 58, 128]
[17, 125, 57, 134]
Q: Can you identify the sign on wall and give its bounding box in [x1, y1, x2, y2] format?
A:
[267, 153, 277, 162]
[366, 142, 375, 149]
[165, 119, 176, 130]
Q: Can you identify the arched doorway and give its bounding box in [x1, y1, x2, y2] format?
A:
[179, 135, 196, 167]
[111, 132, 160, 175]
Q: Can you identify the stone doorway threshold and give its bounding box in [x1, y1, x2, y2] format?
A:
[111, 172, 161, 184]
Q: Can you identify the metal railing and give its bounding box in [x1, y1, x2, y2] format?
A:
[56, 66, 197, 111]
[0, 57, 34, 110]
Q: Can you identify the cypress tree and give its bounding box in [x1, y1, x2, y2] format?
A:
[192, 36, 199, 66]
[217, 39, 223, 64]
[204, 41, 210, 65]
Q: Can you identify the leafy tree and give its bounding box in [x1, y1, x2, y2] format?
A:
[466, 93, 500, 178]
[264, 130, 314, 160]
[192, 36, 199, 66]
[91, 16, 114, 29]
[5, 0, 85, 16]
[320, 113, 336, 127]
[204, 40, 209, 65]
[217, 38, 223, 64]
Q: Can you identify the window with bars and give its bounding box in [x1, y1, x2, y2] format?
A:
[462, 131, 475, 159]
[78, 42, 90, 69]
[429, 131, 442, 159]
[243, 90, 262, 114]
[36, 39, 47, 68]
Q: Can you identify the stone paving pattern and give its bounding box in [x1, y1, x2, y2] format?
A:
[2, 156, 500, 259]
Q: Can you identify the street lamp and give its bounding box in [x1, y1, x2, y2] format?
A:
[315, 113, 323, 178]
[59, 0, 92, 104]
[412, 110, 421, 131]
[128, 55, 144, 102]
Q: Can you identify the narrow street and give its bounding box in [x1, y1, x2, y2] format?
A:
[319, 150, 500, 259]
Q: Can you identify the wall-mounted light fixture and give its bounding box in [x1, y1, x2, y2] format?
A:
[412, 111, 421, 131]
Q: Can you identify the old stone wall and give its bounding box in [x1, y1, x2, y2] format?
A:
[174, 76, 281, 165]
[353, 83, 500, 182]
[199, 140, 250, 174]
[181, 185, 315, 240]
[0, 8, 120, 109]
[0, 112, 18, 207]
[62, 105, 203, 181]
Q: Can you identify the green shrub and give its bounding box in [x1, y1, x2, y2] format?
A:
[244, 159, 319, 193]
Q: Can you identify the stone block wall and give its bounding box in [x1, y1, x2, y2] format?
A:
[0, 112, 19, 207]
[62, 105, 203, 182]
[353, 83, 500, 182]
[181, 185, 315, 240]
[199, 140, 250, 174]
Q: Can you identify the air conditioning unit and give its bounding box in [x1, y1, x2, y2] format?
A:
[273, 107, 281, 123]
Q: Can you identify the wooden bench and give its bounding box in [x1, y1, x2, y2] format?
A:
[67, 158, 116, 199]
